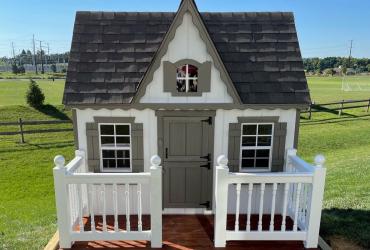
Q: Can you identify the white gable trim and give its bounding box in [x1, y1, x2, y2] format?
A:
[139, 12, 233, 104]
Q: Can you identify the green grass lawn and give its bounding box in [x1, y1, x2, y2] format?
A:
[0, 72, 66, 79]
[0, 79, 65, 106]
[299, 109, 370, 248]
[0, 76, 369, 249]
[307, 75, 370, 103]
[0, 105, 74, 250]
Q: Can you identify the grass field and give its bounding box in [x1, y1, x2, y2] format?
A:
[308, 75, 370, 103]
[0, 79, 65, 106]
[0, 72, 66, 79]
[0, 76, 369, 249]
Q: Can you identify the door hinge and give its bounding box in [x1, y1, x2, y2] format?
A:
[201, 116, 212, 125]
[199, 201, 210, 209]
[200, 153, 211, 161]
[200, 162, 211, 170]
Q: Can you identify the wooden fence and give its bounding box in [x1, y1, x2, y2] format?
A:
[0, 118, 72, 143]
[303, 98, 370, 119]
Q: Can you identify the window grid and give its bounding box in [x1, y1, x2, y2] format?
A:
[240, 123, 274, 172]
[177, 64, 198, 92]
[98, 123, 132, 172]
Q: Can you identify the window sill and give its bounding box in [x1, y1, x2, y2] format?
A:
[100, 168, 132, 173]
[169, 92, 203, 97]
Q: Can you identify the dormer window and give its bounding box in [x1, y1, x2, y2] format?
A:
[176, 64, 198, 92]
[163, 59, 211, 96]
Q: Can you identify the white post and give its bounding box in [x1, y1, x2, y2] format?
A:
[53, 155, 72, 248]
[285, 148, 297, 172]
[150, 155, 162, 248]
[305, 155, 327, 248]
[214, 155, 229, 247]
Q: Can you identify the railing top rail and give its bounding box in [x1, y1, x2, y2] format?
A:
[289, 155, 316, 173]
[65, 156, 83, 173]
[226, 171, 313, 184]
[64, 172, 151, 184]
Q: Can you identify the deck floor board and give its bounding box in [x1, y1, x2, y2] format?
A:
[66, 214, 312, 249]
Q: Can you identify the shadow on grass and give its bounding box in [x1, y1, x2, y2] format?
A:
[320, 208, 370, 249]
[36, 104, 70, 120]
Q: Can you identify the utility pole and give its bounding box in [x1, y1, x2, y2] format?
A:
[32, 34, 38, 74]
[39, 40, 44, 74]
[347, 40, 353, 68]
[11, 42, 16, 64]
[46, 43, 50, 65]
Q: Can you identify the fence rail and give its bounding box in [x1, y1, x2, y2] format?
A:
[0, 118, 72, 142]
[303, 98, 370, 119]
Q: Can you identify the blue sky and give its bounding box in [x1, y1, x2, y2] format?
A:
[1, 0, 370, 58]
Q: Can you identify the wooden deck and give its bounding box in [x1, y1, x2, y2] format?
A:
[65, 215, 312, 250]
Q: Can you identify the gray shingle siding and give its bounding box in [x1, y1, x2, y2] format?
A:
[63, 11, 310, 106]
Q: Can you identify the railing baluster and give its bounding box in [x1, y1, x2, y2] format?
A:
[293, 183, 302, 231]
[281, 183, 289, 231]
[269, 183, 278, 231]
[137, 184, 143, 232]
[89, 184, 95, 232]
[78, 184, 84, 232]
[101, 184, 107, 232]
[258, 183, 265, 232]
[125, 183, 130, 231]
[246, 183, 253, 232]
[113, 183, 118, 232]
[234, 183, 241, 231]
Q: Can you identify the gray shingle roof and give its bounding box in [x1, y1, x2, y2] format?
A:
[63, 11, 310, 105]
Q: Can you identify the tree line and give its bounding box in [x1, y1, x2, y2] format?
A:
[0, 50, 69, 74]
[303, 57, 370, 75]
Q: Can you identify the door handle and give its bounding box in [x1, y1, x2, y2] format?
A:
[165, 148, 168, 158]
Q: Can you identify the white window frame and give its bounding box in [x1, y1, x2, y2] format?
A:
[239, 123, 274, 172]
[98, 123, 132, 173]
[176, 64, 198, 92]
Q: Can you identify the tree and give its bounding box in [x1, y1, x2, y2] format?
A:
[18, 65, 25, 73]
[11, 64, 18, 74]
[26, 79, 45, 108]
[367, 64, 370, 72]
[323, 68, 335, 76]
[51, 64, 57, 73]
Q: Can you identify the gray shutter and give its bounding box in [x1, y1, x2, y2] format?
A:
[271, 122, 287, 172]
[86, 122, 100, 172]
[131, 123, 144, 173]
[228, 123, 241, 172]
[163, 61, 177, 92]
[198, 61, 211, 92]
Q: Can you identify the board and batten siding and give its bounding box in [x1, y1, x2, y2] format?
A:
[139, 12, 233, 104]
[75, 108, 298, 214]
[214, 108, 298, 213]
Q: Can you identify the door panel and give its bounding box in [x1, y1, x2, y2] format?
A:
[162, 116, 213, 208]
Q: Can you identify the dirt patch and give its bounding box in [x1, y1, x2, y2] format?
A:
[329, 236, 364, 250]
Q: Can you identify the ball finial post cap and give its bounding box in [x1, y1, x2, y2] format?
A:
[54, 155, 65, 168]
[150, 155, 161, 167]
[217, 155, 228, 167]
[314, 154, 325, 167]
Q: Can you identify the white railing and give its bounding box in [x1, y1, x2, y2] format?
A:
[53, 150, 162, 248]
[214, 149, 326, 248]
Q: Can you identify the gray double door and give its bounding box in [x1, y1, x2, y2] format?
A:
[162, 116, 213, 209]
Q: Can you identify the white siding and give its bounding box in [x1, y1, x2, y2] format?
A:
[75, 107, 298, 214]
[139, 12, 233, 103]
[76, 108, 157, 172]
[213, 109, 298, 213]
